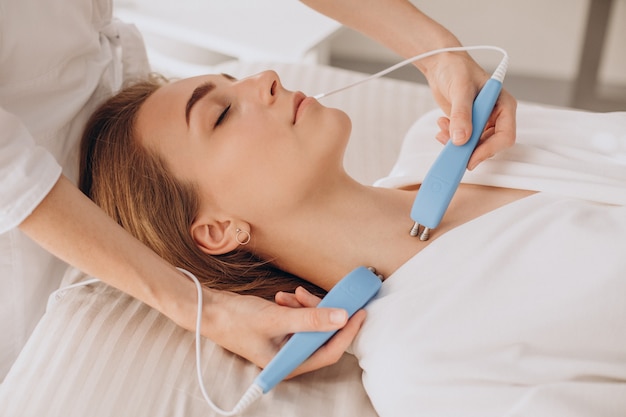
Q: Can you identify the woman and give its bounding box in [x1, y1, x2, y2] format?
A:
[2, 0, 516, 380]
[78, 70, 524, 296]
[79, 69, 626, 416]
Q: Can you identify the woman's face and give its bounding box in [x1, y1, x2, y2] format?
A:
[136, 70, 351, 222]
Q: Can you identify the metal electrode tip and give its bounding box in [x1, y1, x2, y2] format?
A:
[366, 266, 384, 280]
[409, 223, 431, 240]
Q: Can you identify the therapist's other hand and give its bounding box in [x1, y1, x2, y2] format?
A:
[202, 287, 365, 378]
[274, 286, 367, 378]
[423, 51, 517, 170]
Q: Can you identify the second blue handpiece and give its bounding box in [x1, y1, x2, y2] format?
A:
[253, 266, 382, 394]
[410, 77, 502, 232]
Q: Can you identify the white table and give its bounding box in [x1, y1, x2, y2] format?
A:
[114, 0, 342, 66]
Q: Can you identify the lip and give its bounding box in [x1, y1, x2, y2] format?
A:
[293, 91, 309, 124]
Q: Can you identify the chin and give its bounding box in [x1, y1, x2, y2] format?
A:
[330, 107, 352, 139]
[309, 107, 352, 148]
[323, 109, 352, 163]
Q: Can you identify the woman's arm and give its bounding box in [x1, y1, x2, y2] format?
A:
[18, 175, 361, 375]
[301, 0, 517, 169]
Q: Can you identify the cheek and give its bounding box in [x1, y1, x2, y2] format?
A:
[197, 108, 351, 217]
[197, 128, 289, 213]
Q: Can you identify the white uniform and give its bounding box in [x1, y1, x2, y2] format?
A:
[0, 0, 148, 380]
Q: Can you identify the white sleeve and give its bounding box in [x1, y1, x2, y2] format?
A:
[0, 107, 62, 234]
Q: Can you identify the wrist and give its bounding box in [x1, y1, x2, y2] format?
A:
[197, 288, 238, 343]
[411, 30, 463, 75]
[148, 267, 217, 334]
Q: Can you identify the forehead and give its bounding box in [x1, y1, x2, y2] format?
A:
[140, 72, 239, 124]
[146, 74, 218, 111]
[136, 74, 220, 144]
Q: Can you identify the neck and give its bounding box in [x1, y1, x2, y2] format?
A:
[250, 176, 538, 290]
[253, 177, 423, 290]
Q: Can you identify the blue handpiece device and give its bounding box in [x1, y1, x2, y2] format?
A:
[254, 266, 382, 393]
[409, 77, 503, 240]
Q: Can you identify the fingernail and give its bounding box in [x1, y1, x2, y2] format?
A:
[452, 129, 465, 144]
[330, 310, 347, 325]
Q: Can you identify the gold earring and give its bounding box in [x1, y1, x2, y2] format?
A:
[235, 228, 251, 245]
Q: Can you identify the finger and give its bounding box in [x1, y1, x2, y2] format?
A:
[435, 131, 449, 145]
[286, 309, 367, 378]
[275, 291, 304, 308]
[479, 125, 496, 142]
[275, 286, 324, 308]
[467, 116, 498, 170]
[277, 304, 349, 334]
[448, 83, 476, 145]
[294, 286, 322, 307]
[469, 129, 514, 170]
[436, 117, 450, 145]
[468, 92, 517, 170]
[437, 116, 450, 133]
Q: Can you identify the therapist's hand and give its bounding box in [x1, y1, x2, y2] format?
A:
[301, 0, 517, 170]
[274, 287, 367, 377]
[421, 51, 518, 170]
[200, 286, 366, 377]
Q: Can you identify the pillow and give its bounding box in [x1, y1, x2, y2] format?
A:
[1, 267, 377, 417]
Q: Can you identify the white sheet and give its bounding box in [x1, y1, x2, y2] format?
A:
[354, 193, 626, 416]
[355, 103, 626, 416]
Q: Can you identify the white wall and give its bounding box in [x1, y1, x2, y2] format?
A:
[115, 0, 625, 85]
[330, 0, 626, 84]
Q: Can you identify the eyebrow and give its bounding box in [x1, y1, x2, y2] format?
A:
[184, 73, 237, 126]
[185, 81, 215, 126]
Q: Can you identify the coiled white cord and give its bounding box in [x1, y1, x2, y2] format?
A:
[313, 45, 509, 99]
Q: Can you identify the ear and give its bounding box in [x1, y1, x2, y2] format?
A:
[190, 218, 242, 255]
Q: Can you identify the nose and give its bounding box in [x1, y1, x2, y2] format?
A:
[244, 70, 281, 104]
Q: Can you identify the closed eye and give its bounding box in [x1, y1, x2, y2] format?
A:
[215, 104, 231, 128]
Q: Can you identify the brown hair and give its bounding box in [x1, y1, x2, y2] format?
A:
[79, 74, 325, 300]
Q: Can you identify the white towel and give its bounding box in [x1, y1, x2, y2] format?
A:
[354, 193, 626, 417]
[376, 103, 626, 205]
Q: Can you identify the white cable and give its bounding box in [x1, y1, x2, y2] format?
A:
[177, 267, 263, 416]
[313, 45, 508, 99]
[47, 277, 102, 310]
[49, 269, 262, 416]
